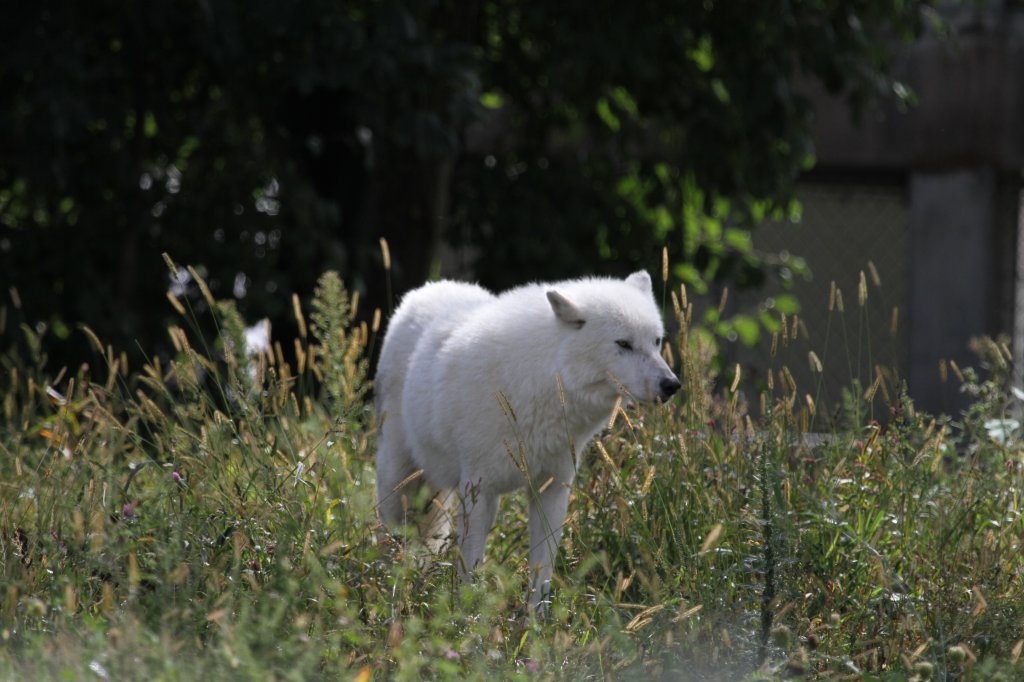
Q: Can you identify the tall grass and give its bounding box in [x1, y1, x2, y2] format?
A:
[1, 261, 1023, 680]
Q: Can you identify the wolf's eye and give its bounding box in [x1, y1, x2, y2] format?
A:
[616, 339, 633, 351]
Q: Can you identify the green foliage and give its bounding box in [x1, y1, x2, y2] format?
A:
[456, 0, 925, 286]
[309, 270, 370, 417]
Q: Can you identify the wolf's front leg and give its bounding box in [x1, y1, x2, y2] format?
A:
[456, 480, 498, 577]
[527, 482, 572, 612]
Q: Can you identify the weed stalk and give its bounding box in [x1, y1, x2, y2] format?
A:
[757, 440, 776, 666]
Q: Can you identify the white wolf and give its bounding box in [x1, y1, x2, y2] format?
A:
[374, 271, 680, 609]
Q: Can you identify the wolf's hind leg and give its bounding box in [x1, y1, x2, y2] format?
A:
[420, 488, 457, 553]
[375, 427, 424, 527]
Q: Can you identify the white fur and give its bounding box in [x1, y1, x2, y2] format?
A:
[374, 271, 680, 610]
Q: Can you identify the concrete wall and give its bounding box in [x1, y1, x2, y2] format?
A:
[908, 170, 996, 412]
[806, 4, 1024, 414]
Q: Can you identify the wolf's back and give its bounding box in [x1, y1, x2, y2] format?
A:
[374, 281, 495, 415]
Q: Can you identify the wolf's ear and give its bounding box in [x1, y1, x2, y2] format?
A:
[625, 270, 652, 294]
[547, 290, 585, 329]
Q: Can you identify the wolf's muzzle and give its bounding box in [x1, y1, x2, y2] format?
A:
[659, 376, 681, 401]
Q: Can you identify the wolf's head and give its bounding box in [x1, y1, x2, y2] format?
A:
[547, 271, 681, 405]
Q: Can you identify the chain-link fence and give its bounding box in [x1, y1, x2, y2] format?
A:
[731, 180, 911, 425]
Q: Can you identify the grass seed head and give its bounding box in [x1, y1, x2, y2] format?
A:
[770, 624, 793, 649]
[867, 260, 881, 287]
[808, 351, 822, 374]
[380, 237, 392, 271]
[293, 293, 308, 339]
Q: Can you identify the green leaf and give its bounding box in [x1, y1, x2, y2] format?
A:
[610, 86, 639, 118]
[774, 294, 800, 314]
[710, 79, 730, 104]
[653, 206, 673, 240]
[759, 310, 781, 333]
[595, 97, 620, 132]
[480, 91, 504, 109]
[674, 263, 707, 294]
[687, 35, 714, 73]
[143, 111, 158, 139]
[724, 228, 752, 253]
[731, 314, 760, 347]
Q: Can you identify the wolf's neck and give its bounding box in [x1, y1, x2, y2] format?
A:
[558, 380, 618, 430]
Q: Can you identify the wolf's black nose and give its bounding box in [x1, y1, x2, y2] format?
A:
[660, 376, 681, 400]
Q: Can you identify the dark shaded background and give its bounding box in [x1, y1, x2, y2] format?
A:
[0, 0, 929, 369]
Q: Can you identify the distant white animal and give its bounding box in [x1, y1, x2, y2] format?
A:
[374, 271, 681, 610]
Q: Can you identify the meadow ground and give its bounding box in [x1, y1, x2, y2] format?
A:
[2, 266, 1024, 680]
